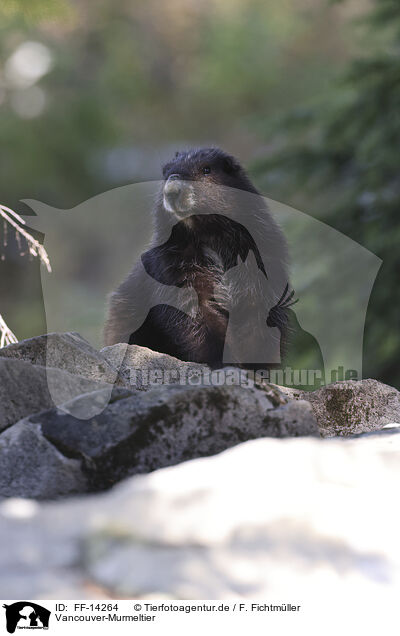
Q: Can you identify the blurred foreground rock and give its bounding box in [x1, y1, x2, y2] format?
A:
[0, 426, 399, 600]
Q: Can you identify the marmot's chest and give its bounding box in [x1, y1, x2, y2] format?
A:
[177, 245, 222, 303]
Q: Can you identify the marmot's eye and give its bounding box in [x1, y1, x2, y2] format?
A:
[202, 166, 211, 175]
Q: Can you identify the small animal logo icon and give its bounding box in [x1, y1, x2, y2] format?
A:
[2, 602, 51, 634]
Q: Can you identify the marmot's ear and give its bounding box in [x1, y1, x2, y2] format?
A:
[224, 156, 240, 173]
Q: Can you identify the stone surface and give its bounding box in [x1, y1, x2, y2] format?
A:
[0, 332, 121, 385]
[34, 384, 318, 492]
[0, 331, 399, 618]
[302, 379, 400, 437]
[100, 342, 211, 390]
[101, 343, 298, 405]
[0, 358, 104, 433]
[2, 332, 399, 500]
[0, 419, 88, 499]
[0, 426, 399, 604]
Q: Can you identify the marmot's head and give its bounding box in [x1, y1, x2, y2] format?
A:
[161, 147, 258, 218]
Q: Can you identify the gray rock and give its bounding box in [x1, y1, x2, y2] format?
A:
[56, 386, 134, 420]
[302, 379, 400, 437]
[0, 332, 121, 385]
[34, 384, 318, 492]
[0, 419, 88, 499]
[100, 342, 210, 390]
[0, 358, 105, 432]
[100, 343, 299, 415]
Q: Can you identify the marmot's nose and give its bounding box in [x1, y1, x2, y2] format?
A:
[164, 174, 182, 198]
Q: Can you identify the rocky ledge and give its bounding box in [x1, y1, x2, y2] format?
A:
[0, 332, 399, 500]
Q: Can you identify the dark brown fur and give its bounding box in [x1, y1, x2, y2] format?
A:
[104, 147, 290, 368]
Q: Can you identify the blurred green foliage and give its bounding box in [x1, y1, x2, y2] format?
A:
[252, 0, 400, 387]
[0, 0, 358, 208]
[2, 0, 396, 388]
[0, 0, 360, 343]
[0, 0, 68, 23]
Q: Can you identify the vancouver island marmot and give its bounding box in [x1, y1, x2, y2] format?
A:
[104, 147, 296, 368]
